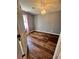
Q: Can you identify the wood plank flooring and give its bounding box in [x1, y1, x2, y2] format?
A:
[27, 31, 59, 59]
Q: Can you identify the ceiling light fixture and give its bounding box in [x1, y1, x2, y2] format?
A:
[40, 0, 46, 15]
[41, 9, 46, 15]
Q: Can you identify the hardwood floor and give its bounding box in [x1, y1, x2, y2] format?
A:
[27, 31, 59, 59]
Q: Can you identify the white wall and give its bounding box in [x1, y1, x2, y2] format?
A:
[34, 11, 61, 34]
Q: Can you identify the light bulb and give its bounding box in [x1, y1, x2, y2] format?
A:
[41, 9, 46, 15]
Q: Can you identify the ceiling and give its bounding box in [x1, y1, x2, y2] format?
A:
[19, 0, 61, 15]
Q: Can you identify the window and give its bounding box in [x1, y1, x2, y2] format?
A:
[23, 15, 29, 32]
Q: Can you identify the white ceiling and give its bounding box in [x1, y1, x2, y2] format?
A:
[19, 0, 61, 15]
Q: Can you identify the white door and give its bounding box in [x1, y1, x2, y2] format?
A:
[53, 36, 61, 59]
[17, 0, 27, 59]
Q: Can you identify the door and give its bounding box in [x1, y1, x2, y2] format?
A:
[17, 0, 27, 59]
[23, 15, 29, 33]
[53, 36, 61, 59]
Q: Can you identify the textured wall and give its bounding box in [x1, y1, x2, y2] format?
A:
[34, 11, 61, 34]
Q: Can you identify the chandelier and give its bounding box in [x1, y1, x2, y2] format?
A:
[40, 0, 46, 15]
[34, 0, 57, 15]
[34, 0, 48, 15]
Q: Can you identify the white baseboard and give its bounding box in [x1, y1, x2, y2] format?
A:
[24, 30, 60, 35]
[34, 30, 60, 35]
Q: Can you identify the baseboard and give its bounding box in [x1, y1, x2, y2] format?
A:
[34, 30, 60, 36]
[24, 30, 60, 36]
